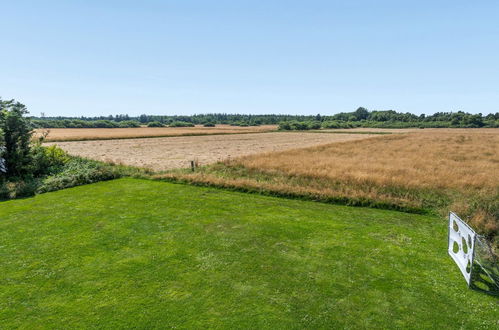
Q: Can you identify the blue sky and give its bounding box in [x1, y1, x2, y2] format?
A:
[1, 1, 498, 117]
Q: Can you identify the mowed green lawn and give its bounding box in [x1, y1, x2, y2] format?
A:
[0, 179, 496, 328]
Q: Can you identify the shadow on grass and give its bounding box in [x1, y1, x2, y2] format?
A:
[469, 262, 499, 297]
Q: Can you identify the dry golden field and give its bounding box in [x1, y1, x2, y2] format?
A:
[36, 125, 278, 142]
[237, 130, 498, 191]
[46, 132, 377, 171]
[158, 129, 499, 243]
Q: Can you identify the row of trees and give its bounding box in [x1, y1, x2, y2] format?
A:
[31, 108, 499, 129]
[33, 114, 306, 125]
[31, 119, 201, 129]
[323, 107, 499, 127]
[33, 119, 141, 129]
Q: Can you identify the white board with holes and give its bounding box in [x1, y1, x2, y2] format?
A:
[448, 212, 476, 285]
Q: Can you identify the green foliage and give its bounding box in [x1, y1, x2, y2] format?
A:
[118, 120, 141, 128]
[279, 121, 326, 130]
[0, 151, 148, 200]
[0, 98, 148, 199]
[169, 121, 195, 127]
[231, 121, 250, 127]
[0, 178, 39, 199]
[37, 158, 123, 193]
[0, 99, 33, 178]
[308, 121, 321, 129]
[278, 110, 499, 130]
[0, 99, 87, 182]
[203, 122, 215, 127]
[278, 122, 291, 130]
[353, 107, 369, 120]
[29, 109, 499, 129]
[287, 121, 308, 130]
[31, 144, 70, 176]
[277, 109, 499, 130]
[32, 119, 141, 128]
[147, 121, 164, 127]
[321, 121, 356, 129]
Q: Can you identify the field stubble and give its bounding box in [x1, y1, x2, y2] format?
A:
[47, 132, 377, 171]
[37, 125, 278, 142]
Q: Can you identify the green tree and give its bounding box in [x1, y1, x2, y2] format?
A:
[0, 99, 33, 177]
[353, 107, 369, 120]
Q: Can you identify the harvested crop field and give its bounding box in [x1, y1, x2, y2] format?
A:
[36, 125, 277, 142]
[46, 132, 376, 171]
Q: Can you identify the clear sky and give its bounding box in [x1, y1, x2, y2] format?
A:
[1, 0, 498, 117]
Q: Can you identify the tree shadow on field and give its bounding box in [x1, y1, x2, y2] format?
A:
[469, 262, 499, 297]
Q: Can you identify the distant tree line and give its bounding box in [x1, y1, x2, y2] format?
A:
[30, 114, 311, 128]
[32, 119, 142, 129]
[278, 108, 499, 130]
[29, 108, 499, 129]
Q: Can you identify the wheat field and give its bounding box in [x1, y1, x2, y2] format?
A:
[36, 125, 278, 142]
[237, 130, 498, 190]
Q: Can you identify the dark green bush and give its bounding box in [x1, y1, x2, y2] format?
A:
[118, 120, 141, 128]
[147, 121, 164, 127]
[279, 121, 321, 130]
[0, 179, 39, 199]
[169, 121, 195, 127]
[291, 121, 309, 130]
[38, 158, 123, 193]
[31, 119, 145, 128]
[321, 121, 342, 129]
[278, 122, 291, 130]
[322, 121, 355, 129]
[307, 121, 321, 129]
[31, 144, 70, 176]
[0, 182, 9, 199]
[91, 120, 119, 128]
[14, 179, 39, 197]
